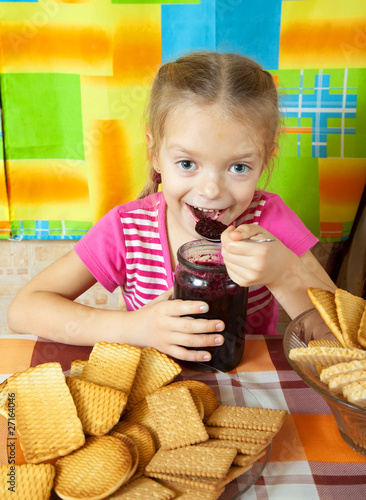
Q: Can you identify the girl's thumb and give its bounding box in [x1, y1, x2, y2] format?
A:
[152, 287, 174, 303]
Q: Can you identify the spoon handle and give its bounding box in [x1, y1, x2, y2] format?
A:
[243, 238, 276, 243]
[201, 236, 276, 243]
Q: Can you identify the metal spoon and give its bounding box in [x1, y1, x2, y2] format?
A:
[201, 235, 276, 243]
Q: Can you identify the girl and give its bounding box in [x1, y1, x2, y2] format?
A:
[7, 51, 336, 362]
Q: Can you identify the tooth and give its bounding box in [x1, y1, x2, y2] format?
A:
[194, 207, 215, 213]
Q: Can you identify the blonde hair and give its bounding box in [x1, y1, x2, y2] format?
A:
[139, 51, 279, 198]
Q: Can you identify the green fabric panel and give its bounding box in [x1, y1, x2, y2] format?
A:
[348, 69, 366, 158]
[327, 134, 341, 157]
[1, 73, 84, 161]
[259, 154, 320, 237]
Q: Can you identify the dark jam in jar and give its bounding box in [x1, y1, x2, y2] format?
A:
[173, 240, 248, 372]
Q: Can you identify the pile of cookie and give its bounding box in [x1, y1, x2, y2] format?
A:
[0, 342, 287, 500]
[290, 287, 366, 408]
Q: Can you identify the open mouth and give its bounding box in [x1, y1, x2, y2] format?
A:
[188, 204, 224, 222]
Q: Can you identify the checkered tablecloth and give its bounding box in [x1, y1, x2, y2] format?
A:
[1, 332, 366, 499]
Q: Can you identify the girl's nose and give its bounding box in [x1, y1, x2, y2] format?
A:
[197, 173, 222, 199]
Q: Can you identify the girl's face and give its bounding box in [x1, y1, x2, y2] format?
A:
[153, 103, 266, 246]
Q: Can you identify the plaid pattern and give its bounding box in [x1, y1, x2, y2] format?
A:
[10, 220, 92, 240]
[1, 333, 365, 498]
[281, 69, 357, 158]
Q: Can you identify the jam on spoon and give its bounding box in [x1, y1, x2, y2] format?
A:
[195, 217, 276, 243]
[195, 217, 228, 242]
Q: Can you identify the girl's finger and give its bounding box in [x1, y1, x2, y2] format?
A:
[167, 344, 213, 363]
[171, 331, 224, 349]
[150, 287, 174, 303]
[175, 317, 225, 334]
[164, 298, 212, 316]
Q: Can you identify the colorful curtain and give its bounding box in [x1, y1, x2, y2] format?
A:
[0, 0, 365, 241]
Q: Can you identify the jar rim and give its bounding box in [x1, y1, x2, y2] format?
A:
[176, 239, 227, 273]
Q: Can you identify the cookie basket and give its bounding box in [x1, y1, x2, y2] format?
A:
[283, 307, 366, 457]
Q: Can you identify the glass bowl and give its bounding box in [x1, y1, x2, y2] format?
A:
[283, 307, 366, 457]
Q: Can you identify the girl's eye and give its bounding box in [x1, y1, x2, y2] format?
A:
[178, 160, 196, 171]
[230, 163, 250, 174]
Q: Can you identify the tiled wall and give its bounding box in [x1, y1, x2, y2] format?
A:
[0, 240, 334, 337]
[0, 240, 122, 336]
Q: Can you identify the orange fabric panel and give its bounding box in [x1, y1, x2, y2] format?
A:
[7, 161, 90, 206]
[0, 339, 36, 374]
[0, 23, 112, 74]
[89, 120, 135, 221]
[270, 414, 307, 462]
[85, 21, 162, 87]
[231, 339, 276, 373]
[319, 158, 366, 207]
[280, 18, 366, 68]
[292, 413, 366, 463]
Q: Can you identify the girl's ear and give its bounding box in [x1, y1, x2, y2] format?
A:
[145, 131, 159, 170]
[145, 130, 153, 149]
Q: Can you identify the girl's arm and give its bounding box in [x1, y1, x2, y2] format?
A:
[7, 250, 125, 345]
[221, 225, 336, 320]
[266, 249, 336, 319]
[7, 250, 224, 360]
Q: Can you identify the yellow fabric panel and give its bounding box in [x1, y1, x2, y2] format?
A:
[7, 160, 91, 221]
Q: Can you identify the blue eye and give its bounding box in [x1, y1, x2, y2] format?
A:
[178, 160, 196, 171]
[230, 163, 250, 174]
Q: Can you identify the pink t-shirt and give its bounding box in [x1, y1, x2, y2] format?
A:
[74, 190, 318, 335]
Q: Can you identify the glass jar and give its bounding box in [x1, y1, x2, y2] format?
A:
[173, 239, 248, 372]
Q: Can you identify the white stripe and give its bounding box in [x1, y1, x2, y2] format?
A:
[241, 213, 255, 220]
[126, 271, 167, 286]
[123, 218, 159, 228]
[315, 70, 323, 158]
[341, 68, 348, 158]
[129, 208, 159, 216]
[247, 295, 273, 315]
[0, 332, 38, 341]
[281, 106, 356, 114]
[125, 282, 163, 296]
[124, 228, 159, 238]
[285, 86, 357, 91]
[126, 251, 164, 262]
[131, 289, 153, 306]
[123, 291, 142, 309]
[125, 240, 162, 251]
[298, 69, 304, 126]
[127, 263, 167, 275]
[248, 289, 271, 304]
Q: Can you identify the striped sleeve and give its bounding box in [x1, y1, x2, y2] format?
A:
[74, 195, 171, 310]
[121, 206, 169, 310]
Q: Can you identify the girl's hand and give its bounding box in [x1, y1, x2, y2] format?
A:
[220, 224, 290, 288]
[220, 224, 337, 321]
[132, 288, 225, 362]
